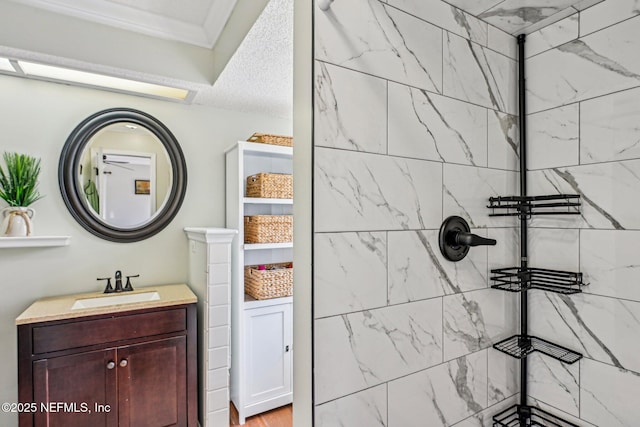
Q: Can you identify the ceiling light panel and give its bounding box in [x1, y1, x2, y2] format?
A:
[18, 61, 190, 100]
[0, 58, 16, 73]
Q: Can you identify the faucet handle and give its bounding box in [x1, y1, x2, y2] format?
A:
[98, 277, 114, 293]
[124, 274, 139, 292]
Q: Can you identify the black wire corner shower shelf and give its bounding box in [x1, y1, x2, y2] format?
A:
[488, 194, 581, 217]
[491, 267, 586, 294]
[493, 335, 582, 364]
[493, 404, 579, 427]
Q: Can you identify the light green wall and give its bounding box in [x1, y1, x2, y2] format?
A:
[0, 74, 291, 426]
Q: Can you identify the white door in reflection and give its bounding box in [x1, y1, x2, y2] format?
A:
[98, 151, 156, 228]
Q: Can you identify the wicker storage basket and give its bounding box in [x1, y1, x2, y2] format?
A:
[244, 215, 293, 243]
[244, 263, 293, 300]
[246, 173, 293, 199]
[247, 133, 293, 147]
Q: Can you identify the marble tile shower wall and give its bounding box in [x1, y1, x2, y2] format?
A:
[524, 1, 640, 426]
[312, 0, 521, 425]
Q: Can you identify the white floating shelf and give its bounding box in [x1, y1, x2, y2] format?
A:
[0, 236, 71, 248]
[244, 294, 293, 309]
[243, 197, 293, 205]
[243, 242, 293, 250]
[228, 141, 293, 158]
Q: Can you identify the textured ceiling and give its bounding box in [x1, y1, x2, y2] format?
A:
[198, 0, 293, 119]
[444, 0, 604, 34]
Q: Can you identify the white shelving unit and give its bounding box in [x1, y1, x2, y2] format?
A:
[0, 236, 71, 248]
[243, 198, 293, 205]
[244, 242, 293, 251]
[225, 141, 293, 425]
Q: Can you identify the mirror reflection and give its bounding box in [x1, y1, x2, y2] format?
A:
[78, 123, 172, 228]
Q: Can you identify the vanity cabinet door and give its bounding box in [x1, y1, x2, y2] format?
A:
[32, 348, 118, 427]
[117, 336, 187, 427]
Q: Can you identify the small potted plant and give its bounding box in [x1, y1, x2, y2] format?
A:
[0, 152, 43, 236]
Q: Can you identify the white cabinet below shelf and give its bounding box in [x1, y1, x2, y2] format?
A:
[243, 302, 292, 416]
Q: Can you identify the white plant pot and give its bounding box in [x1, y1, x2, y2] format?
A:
[1, 207, 35, 237]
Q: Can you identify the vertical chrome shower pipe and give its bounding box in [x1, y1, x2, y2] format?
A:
[517, 34, 528, 414]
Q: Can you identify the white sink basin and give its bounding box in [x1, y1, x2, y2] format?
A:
[71, 291, 160, 310]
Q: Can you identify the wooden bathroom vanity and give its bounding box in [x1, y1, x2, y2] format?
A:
[16, 284, 198, 427]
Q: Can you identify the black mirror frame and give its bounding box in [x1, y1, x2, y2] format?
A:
[59, 108, 187, 243]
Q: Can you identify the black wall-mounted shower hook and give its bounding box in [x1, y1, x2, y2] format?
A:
[438, 216, 496, 262]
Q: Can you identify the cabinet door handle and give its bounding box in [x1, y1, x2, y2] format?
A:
[106, 361, 116, 370]
[119, 359, 128, 368]
[285, 345, 290, 352]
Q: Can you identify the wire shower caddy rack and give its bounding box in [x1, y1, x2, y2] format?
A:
[489, 34, 585, 427]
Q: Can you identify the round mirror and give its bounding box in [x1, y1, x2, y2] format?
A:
[59, 108, 187, 242]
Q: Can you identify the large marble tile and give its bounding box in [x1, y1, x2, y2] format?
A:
[528, 354, 580, 417]
[315, 148, 443, 232]
[314, 298, 443, 403]
[528, 228, 579, 272]
[488, 349, 519, 406]
[388, 351, 488, 426]
[526, 14, 578, 58]
[388, 229, 487, 305]
[581, 358, 640, 427]
[443, 288, 518, 361]
[527, 17, 640, 113]
[487, 110, 518, 171]
[315, 0, 442, 93]
[581, 230, 640, 302]
[387, 0, 487, 45]
[314, 232, 387, 318]
[443, 32, 517, 115]
[571, 0, 605, 11]
[443, 163, 518, 229]
[442, 0, 503, 16]
[388, 82, 487, 166]
[478, 0, 578, 35]
[315, 384, 387, 427]
[452, 395, 519, 427]
[487, 26, 516, 59]
[530, 292, 640, 375]
[529, 160, 640, 230]
[580, 0, 640, 37]
[528, 104, 579, 170]
[314, 61, 387, 154]
[581, 86, 640, 164]
[518, 7, 577, 36]
[529, 398, 598, 427]
[487, 228, 520, 272]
